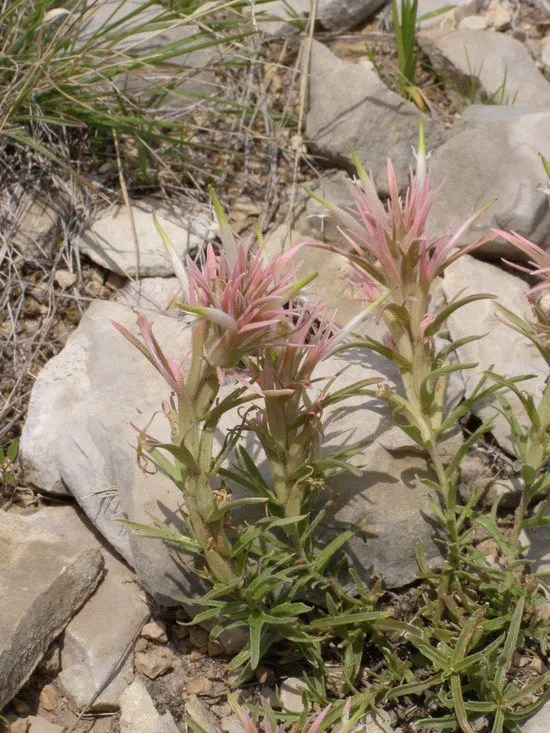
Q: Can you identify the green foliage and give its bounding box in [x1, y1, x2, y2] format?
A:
[120, 144, 549, 731]
[392, 0, 420, 91]
[0, 439, 18, 492]
[0, 0, 248, 183]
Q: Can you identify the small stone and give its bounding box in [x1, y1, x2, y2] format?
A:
[254, 666, 275, 685]
[363, 709, 395, 733]
[206, 639, 224, 657]
[187, 677, 214, 696]
[140, 620, 168, 644]
[12, 198, 59, 264]
[220, 715, 245, 733]
[134, 647, 173, 679]
[280, 677, 307, 713]
[542, 36, 550, 69]
[173, 624, 189, 640]
[188, 648, 205, 662]
[54, 270, 77, 289]
[134, 637, 148, 653]
[10, 720, 29, 733]
[477, 539, 500, 569]
[27, 717, 66, 733]
[38, 643, 62, 676]
[513, 652, 531, 668]
[484, 0, 511, 29]
[119, 680, 179, 733]
[459, 15, 489, 30]
[185, 696, 218, 733]
[12, 700, 31, 716]
[38, 684, 59, 712]
[189, 626, 209, 649]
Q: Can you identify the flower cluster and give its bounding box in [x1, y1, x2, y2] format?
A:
[180, 242, 313, 373]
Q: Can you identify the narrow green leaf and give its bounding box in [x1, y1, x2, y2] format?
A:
[309, 611, 389, 629]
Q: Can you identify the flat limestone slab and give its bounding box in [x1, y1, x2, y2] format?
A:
[0, 512, 103, 711]
[23, 506, 149, 711]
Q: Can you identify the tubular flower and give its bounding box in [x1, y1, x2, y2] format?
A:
[307, 124, 491, 325]
[180, 241, 312, 369]
[112, 312, 185, 395]
[257, 302, 338, 396]
[495, 229, 550, 298]
[494, 229, 550, 349]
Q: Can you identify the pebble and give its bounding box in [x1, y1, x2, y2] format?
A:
[220, 715, 245, 733]
[188, 648, 205, 662]
[484, 0, 511, 29]
[185, 696, 218, 733]
[140, 620, 168, 644]
[38, 684, 59, 713]
[189, 626, 209, 649]
[187, 677, 214, 696]
[459, 15, 489, 29]
[54, 270, 77, 289]
[38, 644, 62, 676]
[9, 720, 29, 733]
[279, 677, 307, 713]
[12, 701, 31, 716]
[207, 639, 224, 657]
[363, 709, 395, 733]
[134, 647, 173, 679]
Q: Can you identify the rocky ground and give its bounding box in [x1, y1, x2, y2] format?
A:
[1, 1, 550, 731]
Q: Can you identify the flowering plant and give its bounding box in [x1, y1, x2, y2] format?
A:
[114, 146, 549, 732]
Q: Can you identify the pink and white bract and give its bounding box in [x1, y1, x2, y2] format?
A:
[180, 241, 311, 369]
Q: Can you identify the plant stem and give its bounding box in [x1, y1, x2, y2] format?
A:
[430, 448, 460, 567]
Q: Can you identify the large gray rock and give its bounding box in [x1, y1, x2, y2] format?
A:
[427, 105, 550, 259]
[442, 255, 547, 455]
[119, 680, 179, 733]
[21, 300, 194, 602]
[80, 1, 219, 107]
[78, 197, 209, 277]
[418, 29, 550, 107]
[22, 506, 148, 711]
[21, 298, 450, 598]
[114, 277, 182, 312]
[10, 196, 60, 265]
[0, 512, 103, 711]
[305, 40, 445, 189]
[315, 0, 387, 31]
[521, 700, 550, 733]
[258, 0, 387, 34]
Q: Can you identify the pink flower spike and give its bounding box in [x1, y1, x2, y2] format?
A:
[305, 704, 331, 733]
[493, 229, 550, 273]
[112, 314, 185, 395]
[182, 238, 309, 368]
